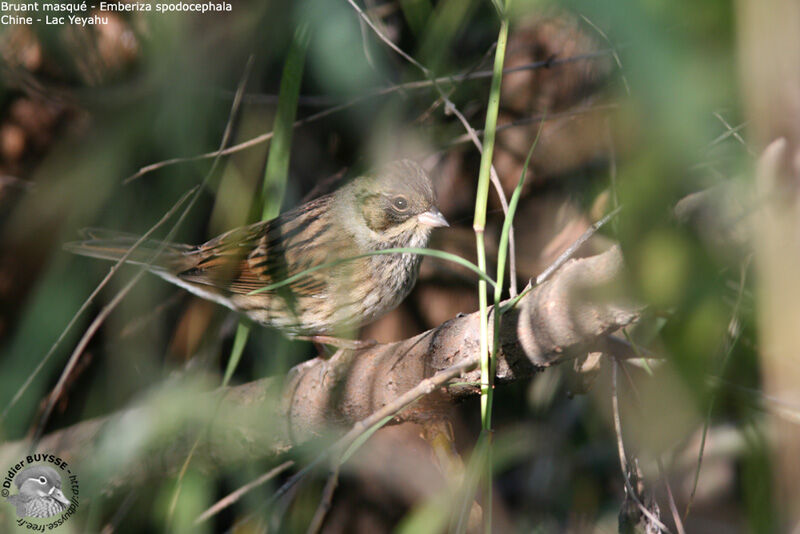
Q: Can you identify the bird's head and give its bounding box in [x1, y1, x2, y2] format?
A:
[348, 159, 448, 246]
[15, 465, 70, 507]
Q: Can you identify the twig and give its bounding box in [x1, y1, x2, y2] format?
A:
[711, 111, 753, 155]
[616, 361, 685, 534]
[346, 0, 518, 297]
[448, 103, 619, 147]
[707, 119, 748, 150]
[685, 257, 749, 519]
[443, 99, 519, 296]
[1, 187, 195, 423]
[347, 357, 475, 453]
[579, 14, 631, 96]
[31, 55, 255, 445]
[270, 356, 478, 509]
[501, 203, 622, 313]
[657, 456, 687, 534]
[32, 274, 141, 445]
[344, 0, 430, 76]
[536, 204, 623, 285]
[706, 376, 800, 421]
[242, 49, 613, 105]
[612, 362, 672, 533]
[100, 488, 139, 534]
[606, 117, 620, 233]
[306, 464, 340, 534]
[123, 51, 612, 184]
[195, 460, 294, 524]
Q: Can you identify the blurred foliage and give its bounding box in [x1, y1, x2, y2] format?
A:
[0, 0, 784, 532]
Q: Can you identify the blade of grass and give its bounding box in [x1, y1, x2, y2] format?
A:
[223, 322, 251, 387]
[245, 247, 497, 295]
[223, 25, 310, 386]
[172, 29, 309, 529]
[472, 5, 509, 532]
[487, 120, 544, 427]
[161, 55, 257, 528]
[453, 431, 490, 534]
[261, 25, 310, 220]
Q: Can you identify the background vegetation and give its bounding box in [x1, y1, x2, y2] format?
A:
[0, 0, 793, 532]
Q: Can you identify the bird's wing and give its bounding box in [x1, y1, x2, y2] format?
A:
[176, 195, 347, 297]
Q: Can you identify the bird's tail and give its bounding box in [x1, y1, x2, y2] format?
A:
[64, 228, 193, 272]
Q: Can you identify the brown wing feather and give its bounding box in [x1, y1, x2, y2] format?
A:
[175, 195, 342, 297]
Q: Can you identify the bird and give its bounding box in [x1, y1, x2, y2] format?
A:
[5, 465, 70, 518]
[65, 159, 449, 344]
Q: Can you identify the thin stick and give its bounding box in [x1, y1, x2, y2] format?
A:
[270, 356, 477, 504]
[616, 361, 685, 534]
[657, 456, 687, 534]
[444, 100, 519, 296]
[123, 51, 612, 184]
[346, 0, 518, 297]
[501, 203, 622, 313]
[579, 14, 631, 96]
[536, 205, 623, 285]
[1, 186, 196, 422]
[447, 103, 619, 147]
[685, 258, 749, 519]
[711, 111, 753, 154]
[31, 55, 255, 444]
[32, 273, 141, 445]
[344, 0, 430, 76]
[612, 363, 672, 533]
[195, 461, 294, 524]
[306, 464, 340, 534]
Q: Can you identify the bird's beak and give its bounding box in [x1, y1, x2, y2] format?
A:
[417, 208, 449, 228]
[49, 487, 70, 507]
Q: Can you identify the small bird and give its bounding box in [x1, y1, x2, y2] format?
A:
[5, 465, 71, 518]
[66, 159, 448, 342]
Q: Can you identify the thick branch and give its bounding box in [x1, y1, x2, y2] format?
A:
[0, 247, 639, 494]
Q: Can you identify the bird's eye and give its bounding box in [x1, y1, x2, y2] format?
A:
[38, 477, 47, 484]
[392, 196, 408, 211]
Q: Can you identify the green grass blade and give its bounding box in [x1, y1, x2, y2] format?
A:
[494, 119, 544, 312]
[226, 26, 310, 385]
[261, 24, 311, 220]
[473, 10, 509, 533]
[222, 322, 251, 387]
[488, 121, 543, 421]
[246, 247, 496, 295]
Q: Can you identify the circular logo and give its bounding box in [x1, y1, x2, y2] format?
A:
[2, 453, 79, 529]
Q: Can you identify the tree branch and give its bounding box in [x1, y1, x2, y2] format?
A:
[0, 247, 639, 496]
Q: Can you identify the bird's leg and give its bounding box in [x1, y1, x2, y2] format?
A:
[294, 335, 378, 351]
